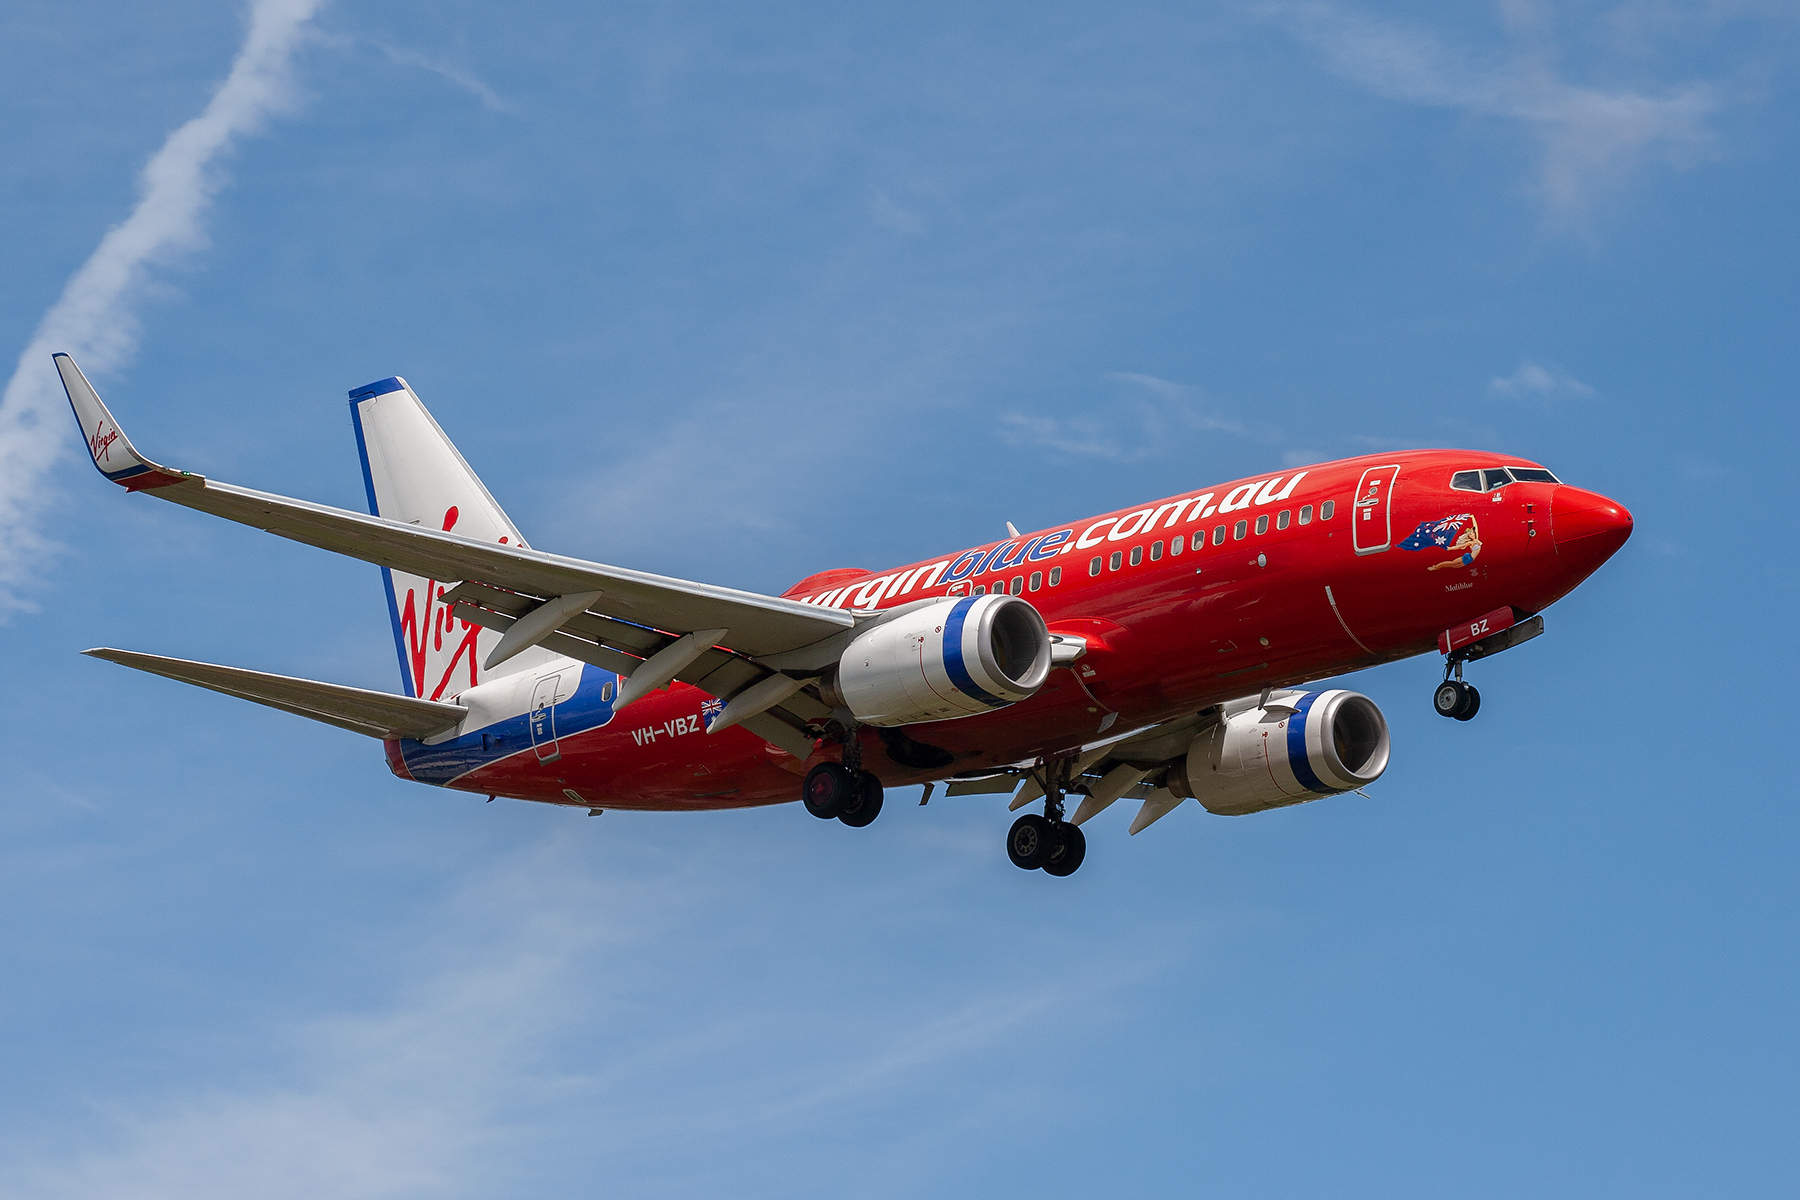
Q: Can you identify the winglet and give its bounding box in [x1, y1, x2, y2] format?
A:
[54, 353, 199, 491]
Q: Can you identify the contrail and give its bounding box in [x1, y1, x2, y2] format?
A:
[0, 0, 323, 610]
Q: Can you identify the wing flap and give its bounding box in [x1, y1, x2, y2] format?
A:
[149, 479, 846, 656]
[447, 589, 825, 749]
[83, 648, 466, 740]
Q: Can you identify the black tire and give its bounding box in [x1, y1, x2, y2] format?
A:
[1454, 684, 1481, 722]
[1043, 821, 1086, 877]
[802, 762, 855, 819]
[1433, 680, 1464, 718]
[1007, 814, 1053, 870]
[840, 773, 885, 827]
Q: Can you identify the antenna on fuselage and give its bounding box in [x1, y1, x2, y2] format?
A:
[1006, 521, 1020, 538]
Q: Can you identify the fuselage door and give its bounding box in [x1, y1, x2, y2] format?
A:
[1352, 465, 1401, 555]
[530, 673, 563, 763]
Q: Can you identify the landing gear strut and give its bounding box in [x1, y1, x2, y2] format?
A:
[1006, 762, 1086, 877]
[1433, 658, 1481, 722]
[800, 727, 885, 826]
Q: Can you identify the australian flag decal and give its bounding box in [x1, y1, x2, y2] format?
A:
[1400, 514, 1473, 551]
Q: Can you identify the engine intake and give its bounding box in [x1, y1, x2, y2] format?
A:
[1168, 689, 1390, 816]
[832, 594, 1051, 726]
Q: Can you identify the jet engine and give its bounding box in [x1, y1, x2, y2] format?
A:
[1166, 689, 1390, 816]
[826, 594, 1052, 726]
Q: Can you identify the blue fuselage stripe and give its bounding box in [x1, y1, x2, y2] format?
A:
[398, 664, 621, 785]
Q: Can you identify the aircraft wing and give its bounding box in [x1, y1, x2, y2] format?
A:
[56, 354, 853, 661]
[83, 648, 467, 740]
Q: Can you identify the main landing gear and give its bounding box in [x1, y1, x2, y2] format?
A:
[1434, 658, 1481, 722]
[1007, 764, 1086, 877]
[801, 728, 885, 827]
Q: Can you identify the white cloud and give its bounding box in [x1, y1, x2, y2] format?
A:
[1489, 360, 1596, 398]
[371, 42, 517, 115]
[0, 0, 323, 611]
[998, 372, 1259, 462]
[1272, 2, 1718, 211]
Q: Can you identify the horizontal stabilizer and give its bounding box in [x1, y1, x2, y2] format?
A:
[83, 648, 466, 740]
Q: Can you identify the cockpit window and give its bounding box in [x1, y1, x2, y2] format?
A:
[1455, 465, 1561, 492]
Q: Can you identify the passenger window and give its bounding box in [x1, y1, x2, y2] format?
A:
[1321, 500, 1335, 519]
[1509, 466, 1559, 483]
[1150, 540, 1164, 561]
[1129, 546, 1143, 566]
[601, 681, 614, 702]
[1049, 567, 1062, 586]
[948, 582, 966, 596]
[1211, 525, 1225, 546]
[1169, 535, 1183, 556]
[1277, 510, 1290, 530]
[1089, 556, 1102, 577]
[1451, 470, 1483, 492]
[973, 585, 986, 594]
[1029, 571, 1042, 591]
[1299, 504, 1313, 524]
[1483, 468, 1514, 491]
[1233, 520, 1247, 540]
[1109, 551, 1123, 571]
[1254, 514, 1269, 535]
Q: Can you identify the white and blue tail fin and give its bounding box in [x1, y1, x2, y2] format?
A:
[349, 377, 556, 699]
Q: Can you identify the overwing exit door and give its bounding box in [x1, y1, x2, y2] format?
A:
[530, 673, 563, 763]
[1352, 465, 1401, 555]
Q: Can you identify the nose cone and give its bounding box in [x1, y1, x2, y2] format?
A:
[1553, 486, 1633, 562]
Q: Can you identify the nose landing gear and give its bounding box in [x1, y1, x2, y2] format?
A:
[1433, 655, 1481, 721]
[1006, 763, 1086, 877]
[1433, 678, 1481, 721]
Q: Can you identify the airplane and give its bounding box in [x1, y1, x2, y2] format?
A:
[56, 353, 1632, 877]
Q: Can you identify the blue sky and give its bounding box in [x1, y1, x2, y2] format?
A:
[1, 1, 1795, 1195]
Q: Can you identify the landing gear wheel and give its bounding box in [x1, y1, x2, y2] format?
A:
[1042, 822, 1086, 877]
[1453, 684, 1481, 722]
[1434, 680, 1482, 720]
[1434, 680, 1464, 718]
[802, 763, 855, 819]
[1007, 813, 1053, 870]
[839, 772, 885, 827]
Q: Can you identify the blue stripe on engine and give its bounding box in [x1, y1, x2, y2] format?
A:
[1286, 691, 1333, 795]
[940, 597, 1009, 708]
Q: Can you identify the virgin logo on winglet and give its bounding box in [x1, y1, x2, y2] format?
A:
[89, 420, 120, 465]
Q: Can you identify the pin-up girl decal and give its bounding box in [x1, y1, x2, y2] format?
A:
[1399, 513, 1482, 570]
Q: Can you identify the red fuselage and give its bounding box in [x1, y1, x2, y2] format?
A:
[432, 449, 1631, 810]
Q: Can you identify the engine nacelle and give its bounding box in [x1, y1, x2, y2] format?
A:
[1168, 689, 1390, 816]
[831, 594, 1052, 726]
